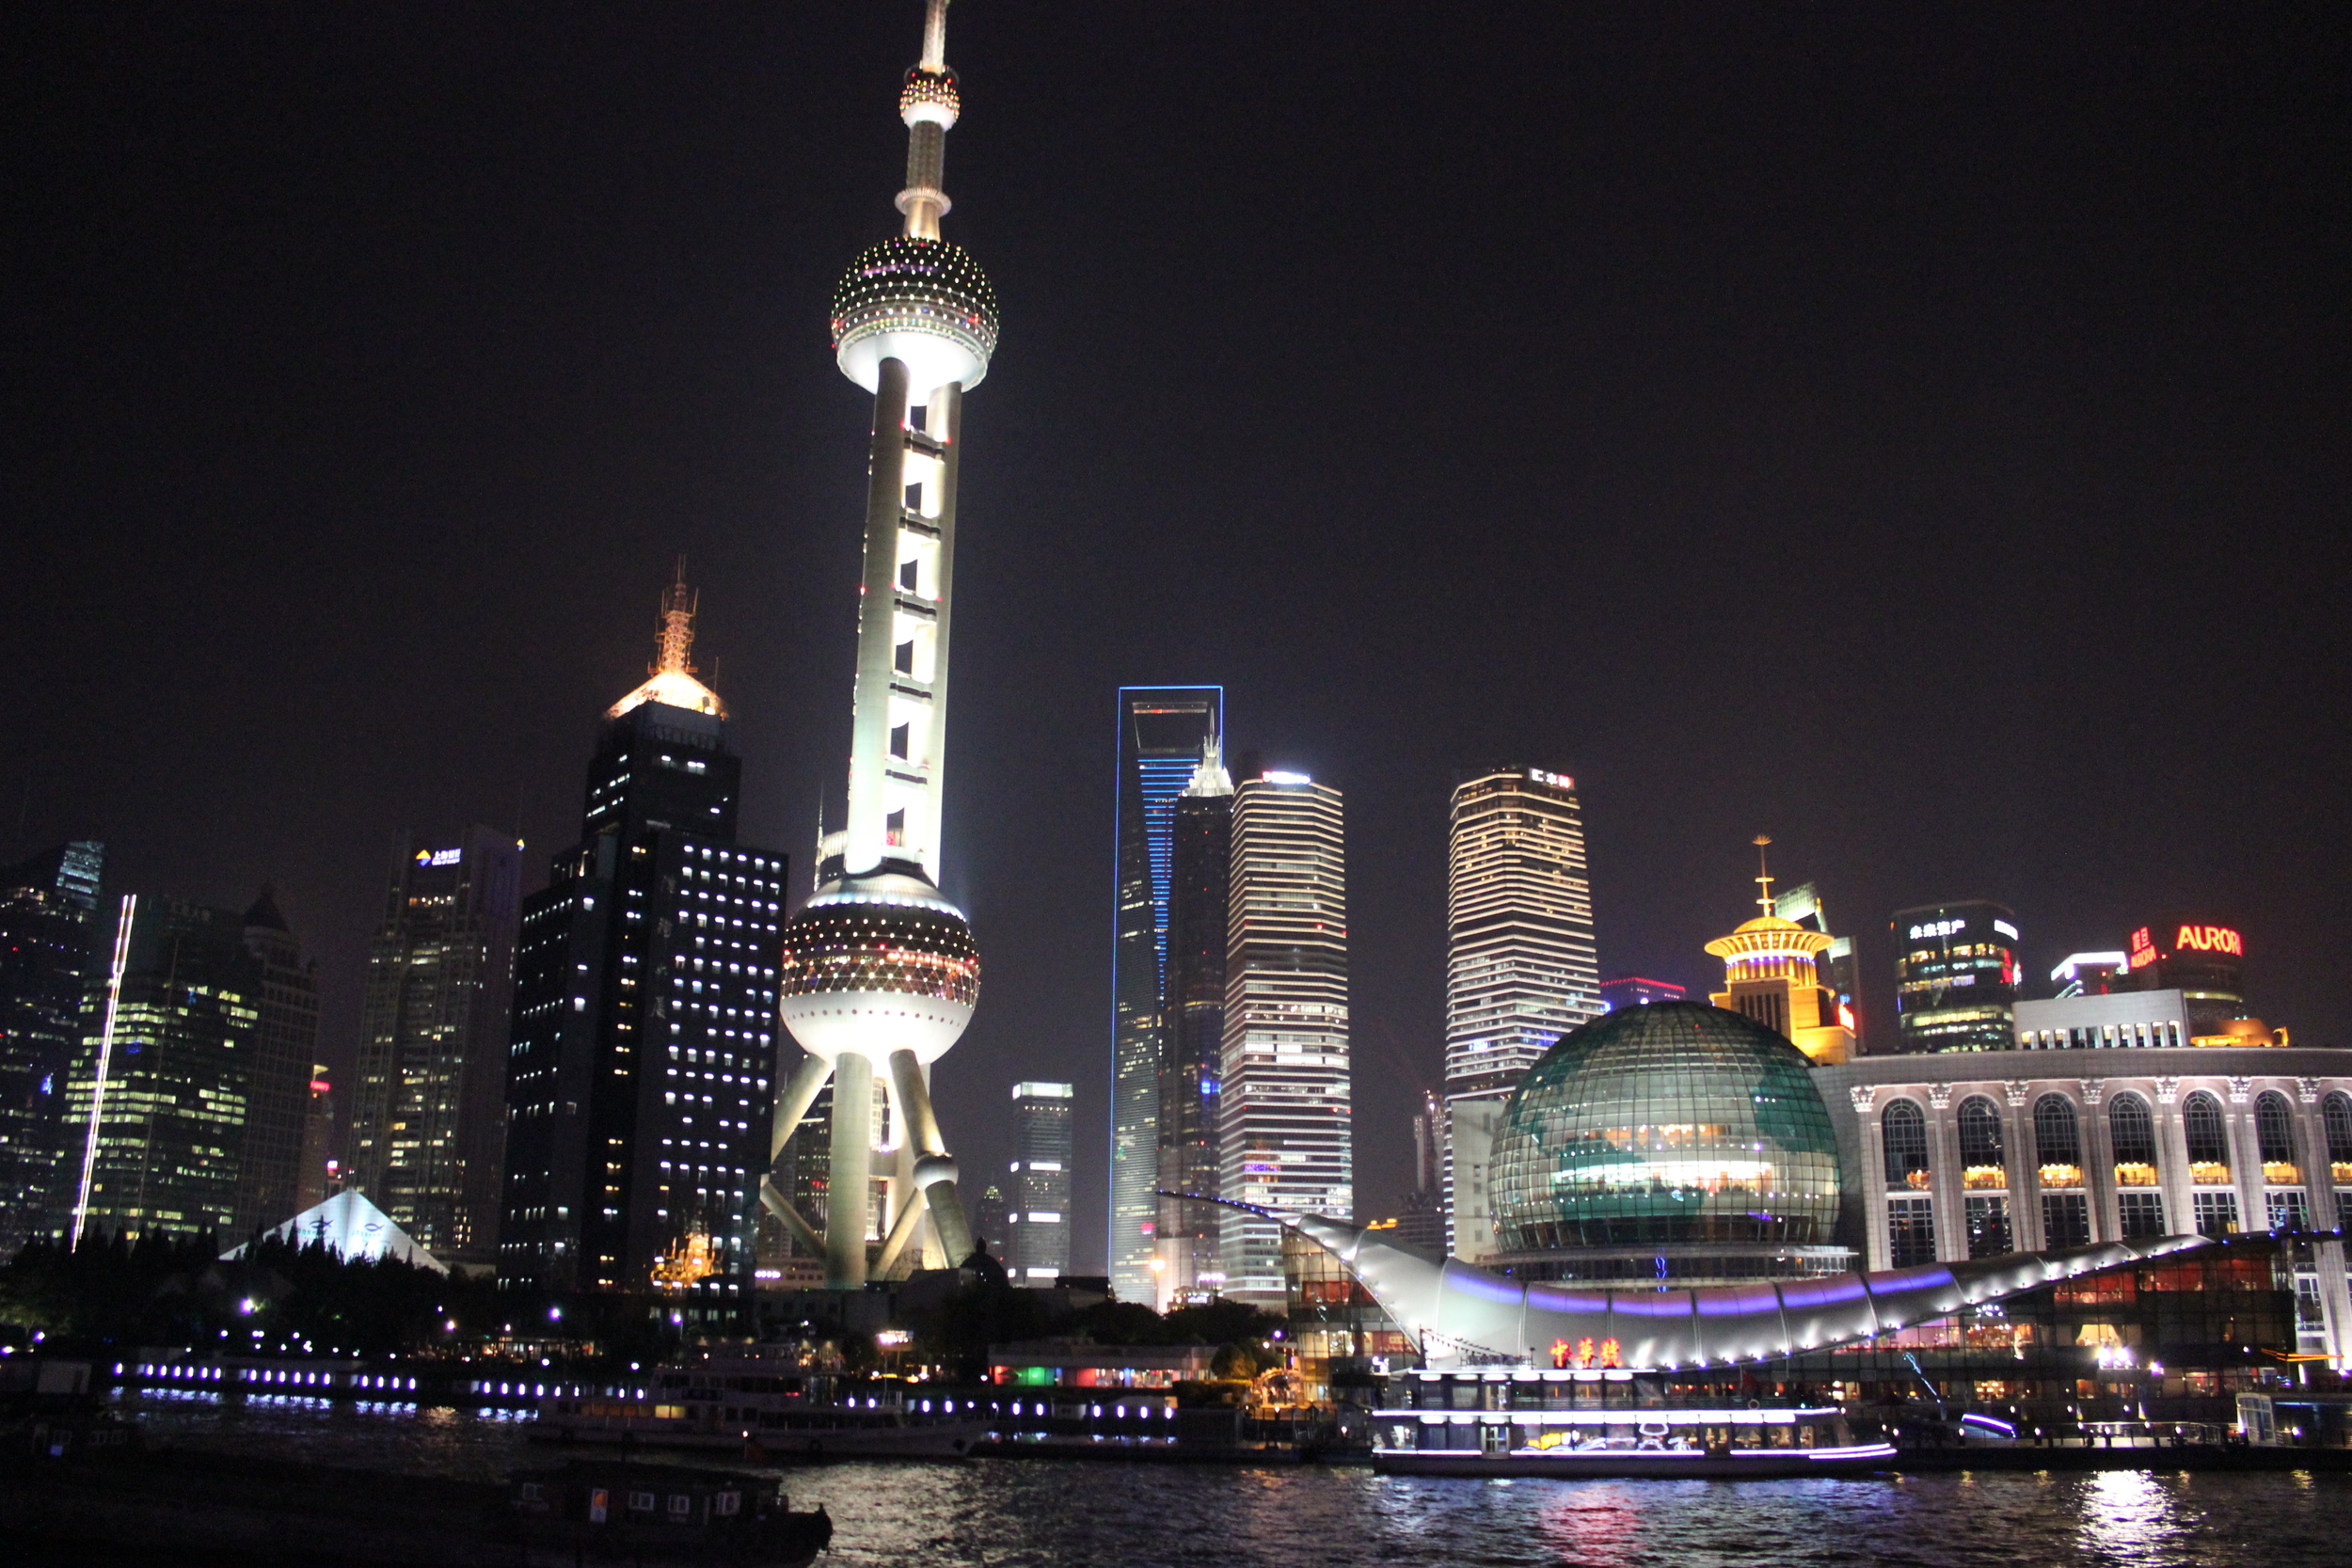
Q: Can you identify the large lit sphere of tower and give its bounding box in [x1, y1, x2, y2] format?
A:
[776, 875, 980, 1067]
[831, 237, 998, 395]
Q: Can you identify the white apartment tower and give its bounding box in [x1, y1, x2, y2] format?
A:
[1218, 773, 1351, 1305]
[1442, 768, 1599, 1259]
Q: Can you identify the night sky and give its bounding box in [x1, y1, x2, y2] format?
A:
[7, 4, 2346, 1272]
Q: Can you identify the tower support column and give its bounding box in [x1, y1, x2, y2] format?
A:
[845, 357, 913, 876]
[888, 1047, 974, 1265]
[826, 1050, 876, 1287]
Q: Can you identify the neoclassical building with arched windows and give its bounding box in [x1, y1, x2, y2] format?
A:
[1813, 1048, 2352, 1363]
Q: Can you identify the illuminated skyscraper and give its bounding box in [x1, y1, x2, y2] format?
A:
[1007, 1080, 1073, 1283]
[0, 839, 103, 1256]
[1110, 687, 1222, 1303]
[1155, 737, 1232, 1305]
[350, 827, 520, 1259]
[498, 576, 787, 1324]
[1219, 772, 1349, 1306]
[234, 887, 322, 1234]
[1441, 768, 1598, 1260]
[1891, 899, 2021, 1053]
[768, 0, 993, 1290]
[296, 1065, 336, 1211]
[57, 895, 256, 1243]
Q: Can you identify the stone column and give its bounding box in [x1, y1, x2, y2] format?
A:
[2004, 1080, 2040, 1252]
[1928, 1083, 1961, 1263]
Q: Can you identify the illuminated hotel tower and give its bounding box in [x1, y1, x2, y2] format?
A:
[1218, 773, 1350, 1306]
[1441, 768, 1599, 1259]
[769, 0, 993, 1290]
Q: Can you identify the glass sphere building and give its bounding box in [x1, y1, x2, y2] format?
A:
[1488, 1001, 1852, 1283]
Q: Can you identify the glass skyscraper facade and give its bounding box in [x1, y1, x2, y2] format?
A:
[349, 826, 520, 1259]
[1442, 768, 1599, 1259]
[1891, 900, 2021, 1053]
[232, 888, 322, 1236]
[1155, 743, 1232, 1305]
[1008, 1080, 1073, 1283]
[56, 895, 257, 1243]
[1218, 772, 1350, 1306]
[0, 839, 103, 1257]
[1108, 686, 1221, 1302]
[498, 584, 785, 1326]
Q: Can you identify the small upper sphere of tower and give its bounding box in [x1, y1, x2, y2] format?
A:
[776, 887, 980, 1067]
[900, 66, 960, 130]
[832, 236, 999, 396]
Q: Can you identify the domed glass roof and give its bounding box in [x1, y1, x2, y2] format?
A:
[1490, 1002, 1841, 1251]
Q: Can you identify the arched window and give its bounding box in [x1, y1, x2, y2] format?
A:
[1958, 1097, 2006, 1187]
[2325, 1092, 2352, 1176]
[1883, 1100, 1930, 1189]
[2109, 1093, 2157, 1169]
[2254, 1091, 2298, 1172]
[2183, 1092, 2231, 1176]
[2034, 1094, 2081, 1176]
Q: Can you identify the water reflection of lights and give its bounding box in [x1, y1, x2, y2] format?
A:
[2076, 1470, 2195, 1565]
[1534, 1483, 1645, 1567]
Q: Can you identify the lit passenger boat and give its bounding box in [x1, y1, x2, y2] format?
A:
[533, 1354, 990, 1459]
[1370, 1366, 1896, 1479]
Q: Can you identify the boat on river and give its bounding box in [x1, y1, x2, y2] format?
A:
[532, 1352, 990, 1459]
[1370, 1365, 1896, 1479]
[506, 1461, 833, 1566]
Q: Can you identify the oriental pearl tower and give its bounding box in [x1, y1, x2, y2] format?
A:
[765, 0, 996, 1289]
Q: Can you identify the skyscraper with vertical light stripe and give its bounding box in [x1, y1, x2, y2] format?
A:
[1441, 768, 1599, 1259]
[1218, 771, 1349, 1305]
[1108, 686, 1222, 1301]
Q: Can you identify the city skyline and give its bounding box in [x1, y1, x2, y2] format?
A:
[6, 5, 2346, 1271]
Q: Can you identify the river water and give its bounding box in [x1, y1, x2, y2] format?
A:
[117, 1393, 2348, 1567]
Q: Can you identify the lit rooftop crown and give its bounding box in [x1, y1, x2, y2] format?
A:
[607, 562, 724, 720]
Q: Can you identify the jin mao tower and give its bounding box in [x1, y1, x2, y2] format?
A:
[770, 0, 993, 1289]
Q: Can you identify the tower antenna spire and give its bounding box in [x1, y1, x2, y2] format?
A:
[897, 0, 961, 239]
[1753, 834, 1776, 919]
[655, 556, 697, 676]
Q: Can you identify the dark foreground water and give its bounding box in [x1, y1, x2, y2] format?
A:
[117, 1394, 2350, 1567]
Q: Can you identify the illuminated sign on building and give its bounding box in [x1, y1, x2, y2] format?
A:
[411, 847, 463, 868]
[1525, 768, 1575, 791]
[2128, 924, 2243, 967]
[1909, 918, 1967, 940]
[1993, 920, 2020, 941]
[2175, 924, 2243, 957]
[1260, 771, 1313, 786]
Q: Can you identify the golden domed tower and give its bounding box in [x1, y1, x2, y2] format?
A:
[1703, 837, 1854, 1066]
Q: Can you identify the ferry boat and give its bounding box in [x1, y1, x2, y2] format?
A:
[532, 1352, 991, 1459]
[506, 1461, 833, 1566]
[1370, 1366, 1896, 1479]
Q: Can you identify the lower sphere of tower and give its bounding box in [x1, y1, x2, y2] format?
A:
[777, 886, 980, 1067]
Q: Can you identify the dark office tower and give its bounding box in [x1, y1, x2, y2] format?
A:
[972, 1181, 1009, 1258]
[0, 840, 103, 1257]
[1773, 882, 1862, 1048]
[56, 896, 258, 1243]
[499, 577, 787, 1327]
[296, 1065, 335, 1211]
[233, 887, 322, 1235]
[1109, 686, 1222, 1302]
[1153, 739, 1232, 1306]
[1891, 900, 2022, 1053]
[349, 827, 521, 1260]
[1007, 1081, 1073, 1285]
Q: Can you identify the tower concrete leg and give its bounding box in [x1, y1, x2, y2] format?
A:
[826, 1050, 875, 1288]
[888, 1047, 975, 1265]
[770, 1050, 834, 1166]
